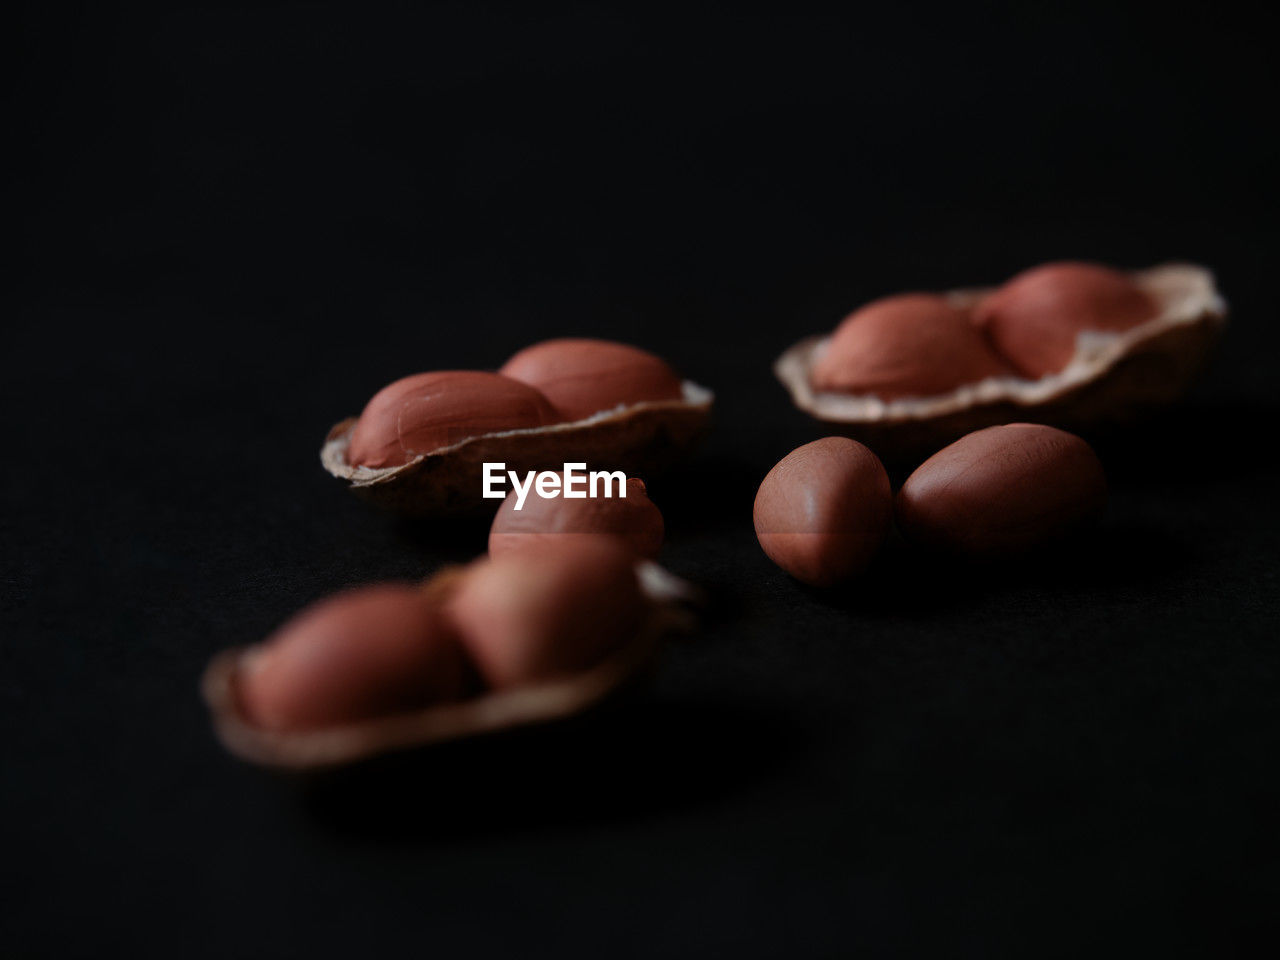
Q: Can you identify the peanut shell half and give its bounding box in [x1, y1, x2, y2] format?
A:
[774, 264, 1226, 460]
[322, 381, 713, 516]
[201, 562, 698, 770]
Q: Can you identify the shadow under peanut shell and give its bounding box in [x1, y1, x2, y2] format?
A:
[296, 694, 804, 842]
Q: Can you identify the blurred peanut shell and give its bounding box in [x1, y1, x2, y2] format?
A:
[896, 423, 1107, 557]
[201, 560, 698, 770]
[774, 264, 1226, 460]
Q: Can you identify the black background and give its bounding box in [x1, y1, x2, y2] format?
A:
[7, 2, 1279, 957]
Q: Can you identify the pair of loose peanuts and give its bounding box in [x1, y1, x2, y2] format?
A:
[810, 262, 1159, 400]
[754, 424, 1107, 587]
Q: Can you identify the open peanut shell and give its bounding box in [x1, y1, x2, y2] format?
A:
[321, 382, 713, 516]
[775, 264, 1227, 460]
[201, 561, 700, 771]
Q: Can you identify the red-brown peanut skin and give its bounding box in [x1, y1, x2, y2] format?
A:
[239, 585, 470, 732]
[973, 262, 1158, 378]
[811, 294, 1014, 399]
[446, 539, 646, 689]
[896, 423, 1107, 558]
[753, 437, 893, 587]
[489, 477, 664, 559]
[499, 339, 684, 422]
[346, 371, 560, 468]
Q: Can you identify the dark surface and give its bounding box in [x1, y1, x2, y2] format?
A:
[6, 3, 1279, 957]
